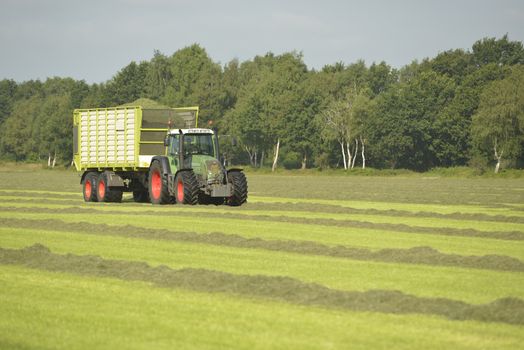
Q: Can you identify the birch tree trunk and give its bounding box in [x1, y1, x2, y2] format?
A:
[346, 141, 352, 170]
[340, 141, 347, 170]
[47, 153, 52, 167]
[301, 153, 307, 170]
[494, 143, 503, 174]
[51, 151, 57, 168]
[272, 138, 280, 172]
[244, 146, 255, 167]
[351, 138, 358, 169]
[260, 151, 265, 168]
[360, 136, 366, 169]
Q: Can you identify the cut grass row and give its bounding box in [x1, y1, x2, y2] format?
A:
[2, 196, 524, 232]
[1, 206, 523, 260]
[3, 188, 524, 218]
[2, 244, 523, 325]
[1, 226, 523, 304]
[3, 265, 522, 350]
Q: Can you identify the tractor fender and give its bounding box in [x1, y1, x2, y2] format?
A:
[226, 168, 244, 174]
[150, 156, 172, 175]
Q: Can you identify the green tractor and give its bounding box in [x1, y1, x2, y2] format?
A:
[147, 128, 248, 205]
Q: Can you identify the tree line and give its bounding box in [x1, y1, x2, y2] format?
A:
[0, 35, 523, 172]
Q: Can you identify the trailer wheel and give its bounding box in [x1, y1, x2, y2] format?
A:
[149, 161, 172, 204]
[175, 171, 199, 205]
[227, 171, 248, 206]
[97, 172, 123, 203]
[82, 172, 98, 202]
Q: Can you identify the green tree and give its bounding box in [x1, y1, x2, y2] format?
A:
[366, 71, 455, 170]
[472, 35, 524, 67]
[471, 66, 524, 173]
[105, 61, 149, 105]
[321, 89, 371, 169]
[0, 79, 17, 125]
[162, 44, 225, 124]
[0, 97, 41, 161]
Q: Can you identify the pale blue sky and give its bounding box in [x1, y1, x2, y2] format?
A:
[1, 0, 523, 83]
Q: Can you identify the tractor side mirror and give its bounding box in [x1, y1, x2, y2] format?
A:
[164, 137, 169, 147]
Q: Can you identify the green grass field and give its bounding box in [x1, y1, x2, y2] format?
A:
[1, 167, 523, 349]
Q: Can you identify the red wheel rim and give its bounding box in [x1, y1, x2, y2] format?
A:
[85, 180, 92, 199]
[98, 180, 105, 200]
[151, 171, 161, 200]
[177, 180, 184, 203]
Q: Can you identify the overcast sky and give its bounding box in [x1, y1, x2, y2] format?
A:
[1, 0, 523, 83]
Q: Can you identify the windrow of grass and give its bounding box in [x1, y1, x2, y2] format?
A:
[3, 196, 524, 234]
[3, 188, 524, 218]
[2, 244, 523, 326]
[3, 265, 523, 350]
[1, 207, 523, 261]
[1, 226, 523, 304]
[1, 218, 522, 272]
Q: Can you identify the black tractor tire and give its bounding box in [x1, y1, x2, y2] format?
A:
[227, 171, 248, 206]
[82, 172, 98, 202]
[96, 172, 123, 203]
[174, 170, 199, 205]
[149, 161, 172, 204]
[133, 190, 150, 203]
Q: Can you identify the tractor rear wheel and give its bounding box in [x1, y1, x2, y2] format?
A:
[149, 161, 172, 204]
[227, 171, 248, 206]
[175, 171, 199, 205]
[97, 172, 123, 203]
[82, 172, 98, 202]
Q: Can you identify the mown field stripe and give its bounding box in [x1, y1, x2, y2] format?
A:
[2, 198, 523, 233]
[5, 266, 523, 350]
[2, 187, 523, 217]
[2, 210, 523, 261]
[4, 226, 523, 304]
[249, 195, 524, 217]
[0, 189, 79, 196]
[4, 193, 524, 225]
[1, 204, 523, 245]
[1, 244, 523, 326]
[1, 217, 522, 272]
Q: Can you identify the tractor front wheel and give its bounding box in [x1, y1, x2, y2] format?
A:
[175, 171, 199, 205]
[227, 171, 248, 206]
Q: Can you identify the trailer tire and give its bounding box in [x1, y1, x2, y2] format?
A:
[175, 171, 199, 205]
[227, 171, 248, 206]
[82, 172, 98, 202]
[97, 172, 123, 203]
[149, 161, 172, 204]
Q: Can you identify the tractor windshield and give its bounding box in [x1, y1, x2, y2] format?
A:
[183, 134, 215, 156]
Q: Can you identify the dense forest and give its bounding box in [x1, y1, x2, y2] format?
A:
[0, 35, 523, 172]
